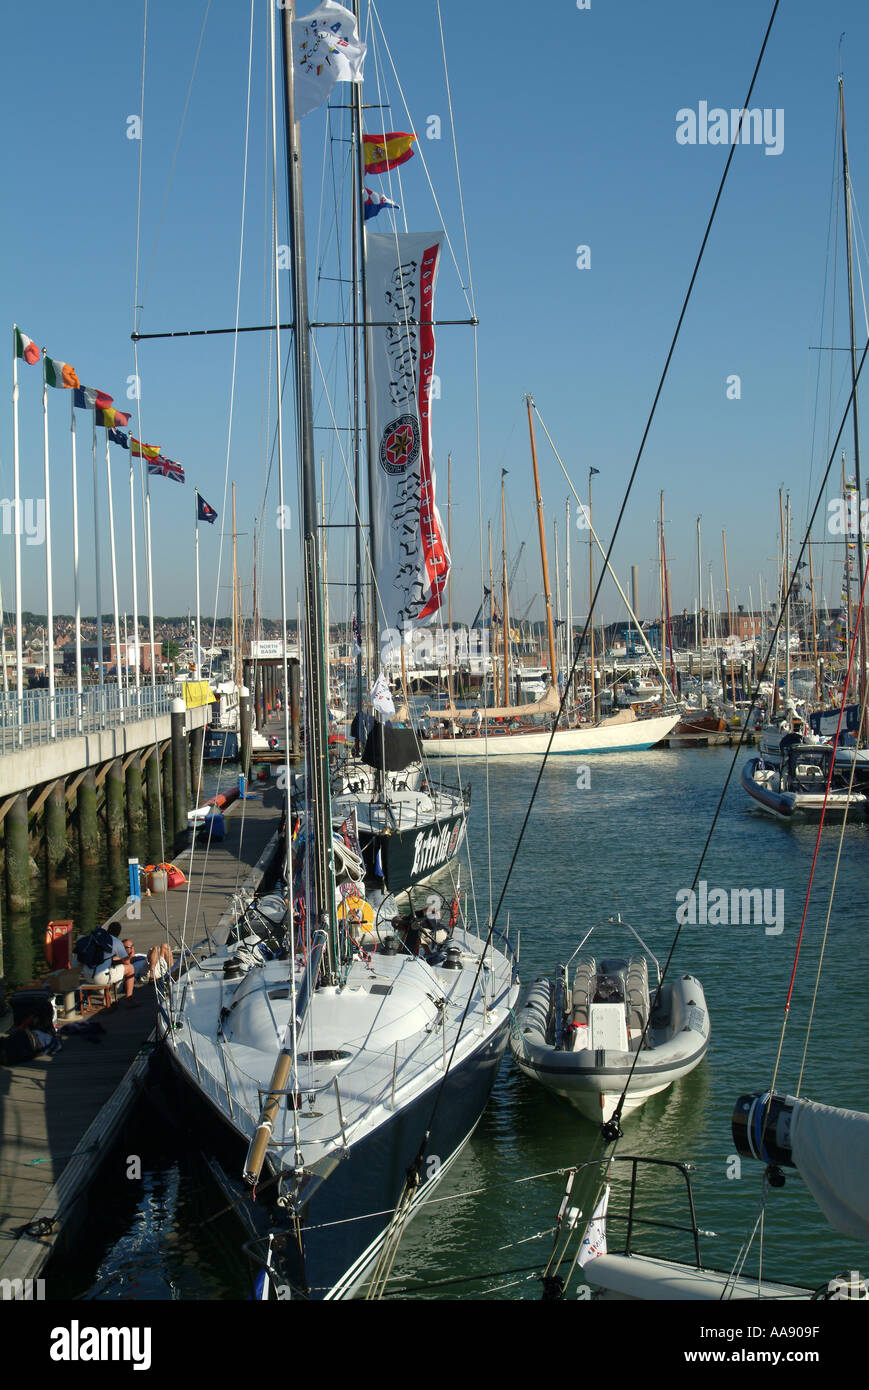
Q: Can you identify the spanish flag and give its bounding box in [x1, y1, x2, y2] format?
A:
[363, 131, 415, 175]
[131, 437, 160, 460]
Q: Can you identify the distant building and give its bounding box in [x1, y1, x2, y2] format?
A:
[65, 641, 163, 674]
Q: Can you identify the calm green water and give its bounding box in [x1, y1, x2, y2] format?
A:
[45, 748, 869, 1299]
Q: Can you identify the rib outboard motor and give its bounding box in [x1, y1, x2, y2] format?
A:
[732, 1091, 796, 1169]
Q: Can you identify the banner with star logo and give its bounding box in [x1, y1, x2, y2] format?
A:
[365, 230, 450, 632]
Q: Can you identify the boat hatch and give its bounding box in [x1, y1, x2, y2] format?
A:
[369, 983, 393, 996]
[590, 1002, 628, 1052]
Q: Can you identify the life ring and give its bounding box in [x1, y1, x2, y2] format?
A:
[336, 894, 375, 931]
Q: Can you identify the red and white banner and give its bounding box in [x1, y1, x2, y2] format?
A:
[365, 230, 450, 633]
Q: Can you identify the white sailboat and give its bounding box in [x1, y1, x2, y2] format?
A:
[420, 399, 680, 758]
[157, 1, 517, 1300]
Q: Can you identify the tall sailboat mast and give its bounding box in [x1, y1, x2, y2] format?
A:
[840, 72, 868, 715]
[785, 492, 792, 712]
[696, 516, 703, 687]
[501, 470, 510, 704]
[351, 0, 377, 670]
[589, 468, 597, 718]
[280, 1, 337, 970]
[525, 395, 558, 693]
[232, 482, 239, 686]
[723, 528, 736, 705]
[350, 74, 364, 733]
[447, 453, 454, 705]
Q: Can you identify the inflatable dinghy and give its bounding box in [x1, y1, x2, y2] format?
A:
[510, 915, 709, 1123]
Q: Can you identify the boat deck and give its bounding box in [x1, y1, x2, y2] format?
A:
[0, 786, 281, 1292]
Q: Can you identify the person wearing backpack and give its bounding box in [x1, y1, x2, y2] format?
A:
[78, 928, 135, 999]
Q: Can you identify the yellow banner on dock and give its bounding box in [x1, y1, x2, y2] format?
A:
[182, 680, 216, 709]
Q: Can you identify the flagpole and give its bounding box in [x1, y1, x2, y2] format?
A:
[70, 394, 83, 730]
[92, 413, 104, 706]
[129, 456, 140, 690]
[144, 479, 157, 696]
[105, 428, 124, 723]
[41, 353, 56, 737]
[194, 489, 202, 681]
[0, 572, 7, 694]
[11, 329, 24, 741]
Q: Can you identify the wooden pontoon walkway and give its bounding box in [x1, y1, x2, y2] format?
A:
[0, 785, 282, 1292]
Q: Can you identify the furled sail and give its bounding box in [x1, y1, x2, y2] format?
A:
[791, 1098, 869, 1240]
[366, 230, 450, 632]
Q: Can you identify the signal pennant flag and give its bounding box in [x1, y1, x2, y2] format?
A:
[363, 188, 400, 220]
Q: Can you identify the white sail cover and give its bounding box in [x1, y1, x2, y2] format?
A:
[790, 1098, 869, 1240]
[366, 230, 450, 632]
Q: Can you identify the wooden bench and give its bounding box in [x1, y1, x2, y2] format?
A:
[77, 981, 119, 1014]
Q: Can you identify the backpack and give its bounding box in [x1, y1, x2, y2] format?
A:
[0, 1028, 44, 1066]
[74, 926, 115, 970]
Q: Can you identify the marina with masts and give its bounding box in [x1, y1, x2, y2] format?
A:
[2, 1, 869, 1354]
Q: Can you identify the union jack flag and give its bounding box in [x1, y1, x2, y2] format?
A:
[148, 456, 185, 484]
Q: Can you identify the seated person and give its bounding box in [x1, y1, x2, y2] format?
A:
[122, 938, 150, 981]
[82, 933, 135, 999]
[147, 943, 175, 980]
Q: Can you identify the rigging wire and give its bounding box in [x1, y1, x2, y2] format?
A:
[795, 692, 869, 1096]
[364, 7, 785, 1293]
[764, 555, 869, 1108]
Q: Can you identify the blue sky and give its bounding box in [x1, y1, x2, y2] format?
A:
[3, 0, 869, 636]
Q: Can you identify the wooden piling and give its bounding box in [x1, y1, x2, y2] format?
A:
[5, 793, 31, 914]
[105, 759, 125, 847]
[78, 769, 100, 866]
[161, 742, 174, 832]
[125, 753, 144, 833]
[146, 748, 162, 840]
[45, 780, 68, 873]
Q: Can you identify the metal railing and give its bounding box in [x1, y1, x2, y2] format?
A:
[0, 683, 177, 753]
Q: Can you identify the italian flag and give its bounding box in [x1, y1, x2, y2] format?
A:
[44, 355, 80, 390]
[14, 327, 40, 365]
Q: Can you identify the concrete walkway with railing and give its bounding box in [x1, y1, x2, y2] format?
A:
[0, 687, 212, 801]
[0, 786, 281, 1294]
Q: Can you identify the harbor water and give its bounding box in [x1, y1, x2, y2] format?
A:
[41, 746, 869, 1299]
